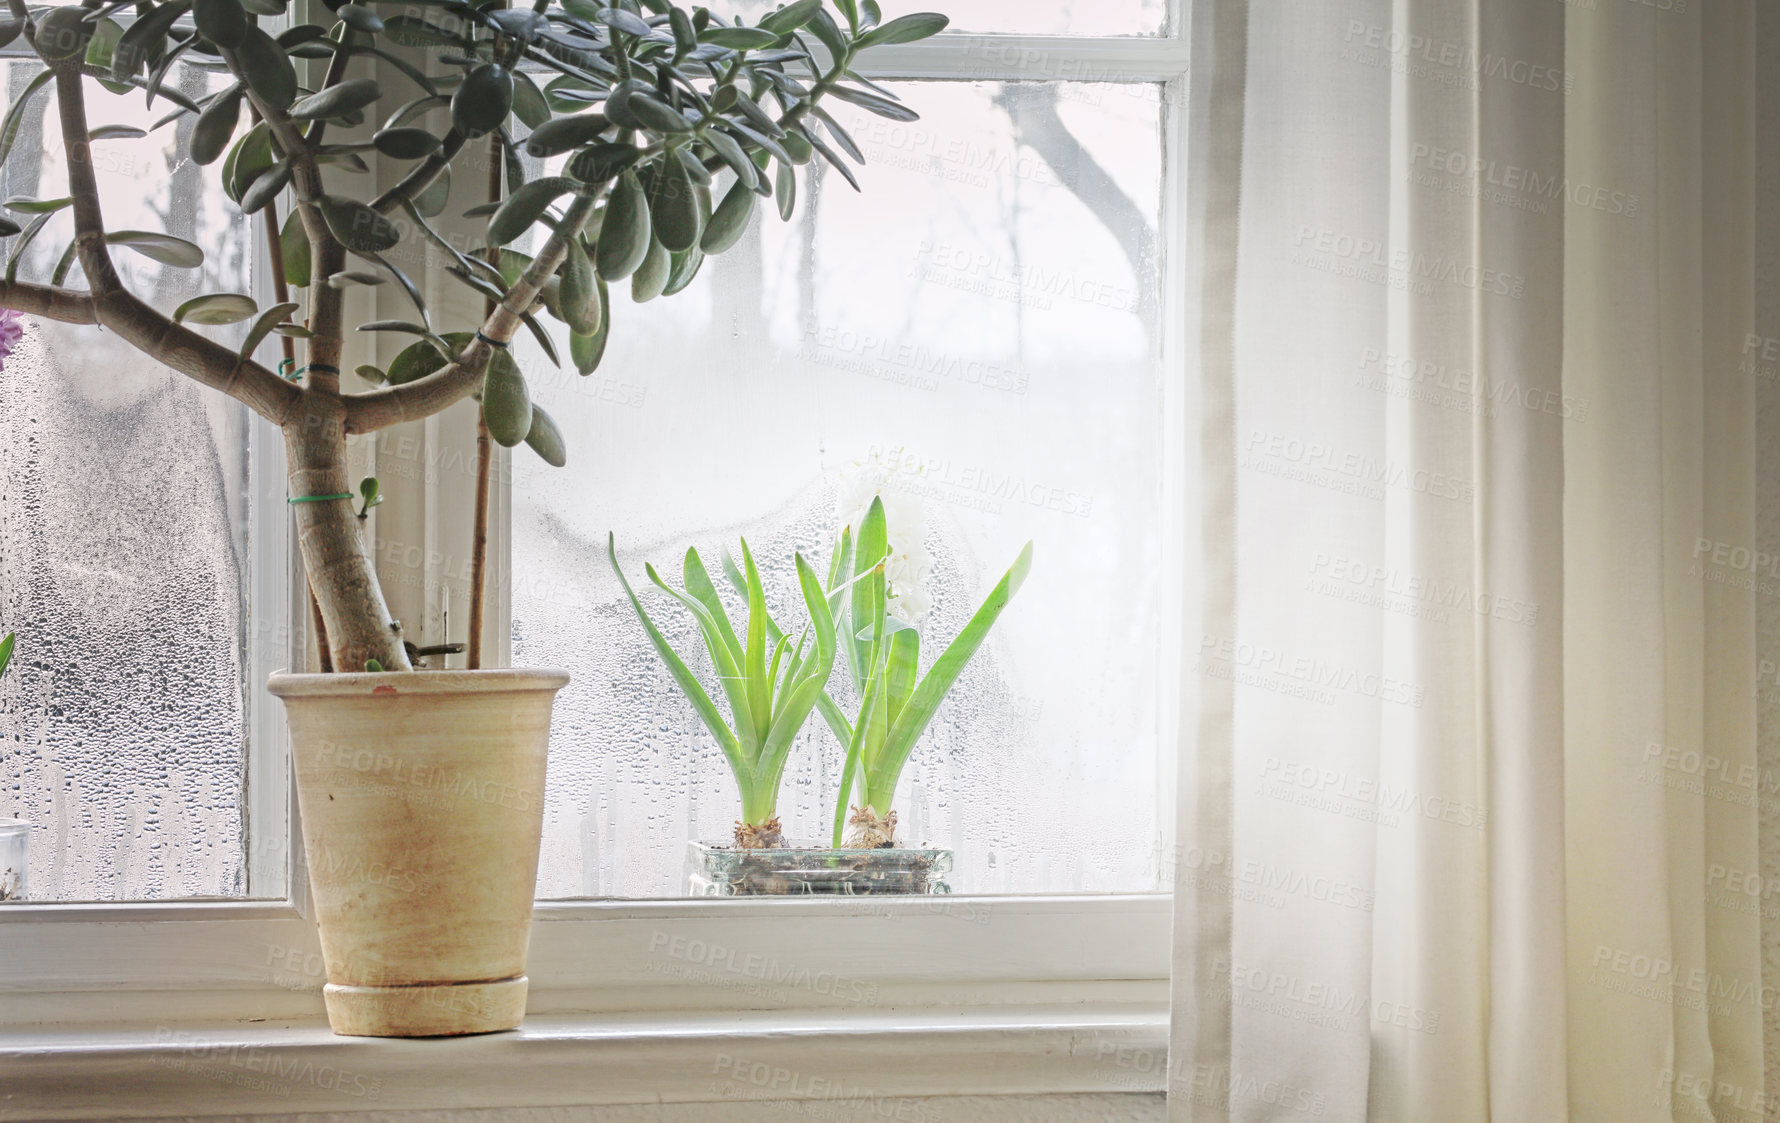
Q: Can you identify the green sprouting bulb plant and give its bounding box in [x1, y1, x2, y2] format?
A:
[816, 496, 1031, 848]
[609, 532, 835, 848]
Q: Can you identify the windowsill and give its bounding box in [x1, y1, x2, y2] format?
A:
[0, 1004, 1168, 1119]
[2, 895, 1171, 1116]
[3, 895, 1172, 1023]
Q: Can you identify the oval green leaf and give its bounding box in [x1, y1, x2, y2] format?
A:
[233, 26, 296, 109]
[558, 236, 600, 336]
[698, 25, 779, 50]
[33, 7, 93, 64]
[702, 128, 757, 189]
[108, 230, 204, 267]
[174, 292, 257, 325]
[780, 130, 813, 165]
[591, 4, 650, 35]
[663, 243, 704, 296]
[412, 164, 451, 219]
[326, 270, 384, 288]
[3, 196, 72, 214]
[512, 70, 551, 130]
[385, 337, 447, 384]
[451, 63, 513, 139]
[775, 157, 796, 221]
[83, 17, 126, 88]
[524, 113, 610, 158]
[289, 76, 381, 121]
[631, 234, 669, 302]
[87, 124, 145, 143]
[524, 403, 566, 467]
[644, 154, 700, 253]
[595, 168, 649, 281]
[224, 120, 272, 202]
[598, 77, 655, 131]
[760, 0, 822, 34]
[569, 275, 609, 375]
[566, 141, 639, 185]
[318, 194, 400, 253]
[279, 208, 310, 287]
[111, 0, 191, 81]
[337, 3, 383, 32]
[238, 159, 292, 214]
[486, 176, 577, 247]
[372, 126, 440, 160]
[193, 0, 249, 49]
[481, 349, 531, 447]
[857, 12, 948, 47]
[0, 71, 51, 171]
[238, 300, 299, 360]
[627, 94, 693, 134]
[700, 176, 755, 254]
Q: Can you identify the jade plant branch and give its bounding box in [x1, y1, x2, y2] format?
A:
[52, 67, 301, 424]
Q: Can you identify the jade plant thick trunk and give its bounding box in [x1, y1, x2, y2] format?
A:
[284, 390, 408, 670]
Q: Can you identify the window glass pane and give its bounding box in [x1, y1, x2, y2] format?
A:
[0, 62, 259, 901]
[717, 0, 1166, 38]
[512, 80, 1166, 897]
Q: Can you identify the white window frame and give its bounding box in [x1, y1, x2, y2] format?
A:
[0, 9, 1191, 1115]
[0, 30, 299, 902]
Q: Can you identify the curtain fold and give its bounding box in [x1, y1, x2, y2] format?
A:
[1168, 0, 1243, 1111]
[1171, 2, 1764, 1120]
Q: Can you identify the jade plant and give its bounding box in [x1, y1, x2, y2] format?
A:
[0, 0, 946, 672]
[609, 533, 835, 847]
[818, 496, 1030, 847]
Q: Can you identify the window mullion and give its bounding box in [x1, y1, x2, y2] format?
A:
[359, 44, 511, 672]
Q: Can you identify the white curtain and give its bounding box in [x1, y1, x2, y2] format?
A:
[1170, 1, 1771, 1120]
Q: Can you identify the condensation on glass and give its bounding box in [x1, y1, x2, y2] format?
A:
[511, 81, 1167, 897]
[0, 62, 258, 901]
[713, 0, 1167, 38]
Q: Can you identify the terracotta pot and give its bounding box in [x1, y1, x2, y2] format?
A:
[267, 669, 568, 1037]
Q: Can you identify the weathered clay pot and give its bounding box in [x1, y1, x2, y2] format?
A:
[268, 669, 568, 1037]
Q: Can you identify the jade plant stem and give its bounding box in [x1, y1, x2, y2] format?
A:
[467, 125, 505, 672]
[261, 193, 332, 672]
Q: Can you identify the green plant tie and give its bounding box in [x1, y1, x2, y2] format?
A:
[281, 362, 340, 382]
[475, 331, 509, 349]
[277, 358, 296, 379]
[287, 493, 354, 504]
